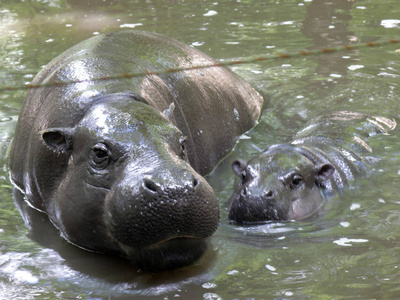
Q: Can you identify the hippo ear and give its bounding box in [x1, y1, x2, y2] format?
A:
[162, 102, 176, 123]
[314, 163, 335, 185]
[41, 128, 75, 154]
[232, 159, 247, 176]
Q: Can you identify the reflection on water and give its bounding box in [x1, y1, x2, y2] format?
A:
[1, 0, 400, 299]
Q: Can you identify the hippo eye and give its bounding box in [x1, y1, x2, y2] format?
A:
[90, 143, 111, 169]
[291, 174, 303, 188]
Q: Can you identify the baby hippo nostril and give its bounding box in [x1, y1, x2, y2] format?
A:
[143, 178, 161, 193]
[265, 189, 274, 199]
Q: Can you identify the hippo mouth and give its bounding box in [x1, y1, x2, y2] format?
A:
[120, 237, 210, 272]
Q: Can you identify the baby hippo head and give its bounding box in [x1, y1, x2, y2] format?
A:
[228, 144, 334, 224]
[40, 96, 219, 272]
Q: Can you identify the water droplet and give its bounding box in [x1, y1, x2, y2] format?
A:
[227, 270, 239, 275]
[203, 10, 218, 17]
[203, 293, 221, 300]
[202, 282, 217, 289]
[265, 264, 276, 272]
[340, 222, 350, 227]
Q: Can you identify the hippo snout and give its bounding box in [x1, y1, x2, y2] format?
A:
[239, 184, 277, 201]
[142, 175, 199, 195]
[229, 183, 290, 224]
[106, 171, 219, 249]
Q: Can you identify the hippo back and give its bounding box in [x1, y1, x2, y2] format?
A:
[291, 111, 397, 191]
[9, 30, 264, 206]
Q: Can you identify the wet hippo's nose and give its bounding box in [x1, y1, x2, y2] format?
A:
[142, 176, 200, 194]
[240, 186, 276, 201]
[143, 178, 162, 193]
[107, 172, 218, 248]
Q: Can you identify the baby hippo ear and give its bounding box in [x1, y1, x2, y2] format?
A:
[314, 163, 335, 186]
[232, 159, 247, 176]
[41, 128, 75, 154]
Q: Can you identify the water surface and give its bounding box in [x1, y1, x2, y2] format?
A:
[1, 0, 400, 299]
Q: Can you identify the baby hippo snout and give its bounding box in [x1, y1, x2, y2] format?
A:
[239, 184, 277, 200]
[106, 170, 219, 249]
[229, 184, 288, 224]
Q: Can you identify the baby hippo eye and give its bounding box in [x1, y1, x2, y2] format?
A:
[90, 143, 111, 169]
[291, 174, 303, 187]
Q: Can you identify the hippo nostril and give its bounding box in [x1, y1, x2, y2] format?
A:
[265, 189, 274, 199]
[192, 177, 199, 188]
[143, 179, 160, 193]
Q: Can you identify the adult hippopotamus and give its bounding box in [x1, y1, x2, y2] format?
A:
[9, 30, 264, 271]
[228, 111, 396, 224]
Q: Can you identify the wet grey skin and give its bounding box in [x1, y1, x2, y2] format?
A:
[8, 30, 264, 271]
[228, 111, 396, 225]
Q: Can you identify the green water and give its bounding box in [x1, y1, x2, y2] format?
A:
[1, 0, 400, 299]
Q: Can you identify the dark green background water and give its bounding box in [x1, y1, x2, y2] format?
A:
[1, 0, 400, 299]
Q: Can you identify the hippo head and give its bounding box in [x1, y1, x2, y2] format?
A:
[40, 96, 219, 271]
[228, 144, 334, 224]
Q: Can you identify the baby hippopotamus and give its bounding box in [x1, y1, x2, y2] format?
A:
[228, 111, 396, 224]
[9, 30, 264, 271]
